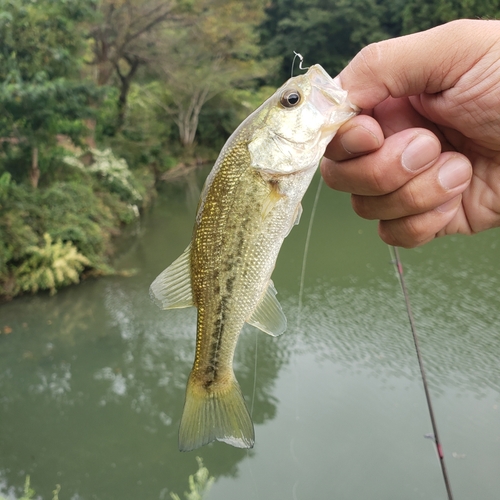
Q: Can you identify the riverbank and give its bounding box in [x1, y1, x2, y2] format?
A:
[0, 148, 157, 301]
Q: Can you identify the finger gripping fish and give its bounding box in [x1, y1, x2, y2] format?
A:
[150, 64, 358, 451]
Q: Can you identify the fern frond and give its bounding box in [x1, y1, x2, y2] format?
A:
[14, 233, 90, 294]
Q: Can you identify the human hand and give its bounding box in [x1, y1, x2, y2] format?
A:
[321, 19, 500, 247]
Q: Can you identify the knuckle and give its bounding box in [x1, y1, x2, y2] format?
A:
[355, 40, 406, 96]
[355, 43, 385, 79]
[401, 182, 421, 213]
[351, 195, 375, 219]
[379, 216, 430, 249]
[365, 161, 393, 194]
[401, 216, 427, 246]
[378, 221, 400, 246]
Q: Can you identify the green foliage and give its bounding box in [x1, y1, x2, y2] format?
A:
[0, 475, 35, 500]
[0, 171, 11, 197]
[260, 0, 500, 83]
[170, 457, 215, 500]
[97, 82, 180, 178]
[260, 0, 392, 83]
[64, 148, 143, 203]
[14, 233, 90, 295]
[149, 0, 274, 149]
[0, 171, 147, 298]
[0, 463, 210, 500]
[0, 475, 60, 500]
[0, 181, 40, 274]
[400, 0, 500, 33]
[0, 0, 100, 185]
[0, 78, 100, 141]
[102, 79, 259, 176]
[0, 0, 95, 82]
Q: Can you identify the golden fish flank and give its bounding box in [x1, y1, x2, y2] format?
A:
[150, 64, 358, 451]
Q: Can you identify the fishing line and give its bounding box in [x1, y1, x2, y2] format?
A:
[249, 329, 259, 418]
[389, 245, 454, 500]
[247, 330, 259, 499]
[297, 176, 323, 330]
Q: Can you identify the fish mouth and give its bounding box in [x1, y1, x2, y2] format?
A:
[307, 65, 359, 134]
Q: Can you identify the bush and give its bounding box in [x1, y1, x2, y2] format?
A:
[64, 148, 143, 203]
[14, 233, 90, 295]
[0, 148, 151, 299]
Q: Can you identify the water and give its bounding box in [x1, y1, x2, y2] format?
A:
[1, 171, 499, 500]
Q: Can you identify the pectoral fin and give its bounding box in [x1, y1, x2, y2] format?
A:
[149, 244, 194, 309]
[247, 280, 287, 337]
[261, 181, 284, 220]
[284, 203, 303, 237]
[293, 203, 303, 226]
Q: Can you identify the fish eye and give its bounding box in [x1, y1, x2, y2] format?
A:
[280, 89, 301, 108]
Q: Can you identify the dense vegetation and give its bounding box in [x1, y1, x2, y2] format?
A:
[1, 0, 498, 299]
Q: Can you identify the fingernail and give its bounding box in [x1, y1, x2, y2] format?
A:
[438, 157, 471, 190]
[340, 126, 380, 155]
[402, 135, 440, 172]
[436, 195, 461, 213]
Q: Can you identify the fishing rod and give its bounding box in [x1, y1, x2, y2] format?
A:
[389, 245, 454, 500]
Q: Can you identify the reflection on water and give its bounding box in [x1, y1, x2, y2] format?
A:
[295, 268, 500, 394]
[1, 171, 499, 500]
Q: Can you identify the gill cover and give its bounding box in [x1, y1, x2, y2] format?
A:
[248, 64, 358, 175]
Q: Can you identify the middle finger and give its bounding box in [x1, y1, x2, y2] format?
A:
[321, 129, 442, 195]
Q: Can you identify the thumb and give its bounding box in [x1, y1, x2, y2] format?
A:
[339, 19, 500, 110]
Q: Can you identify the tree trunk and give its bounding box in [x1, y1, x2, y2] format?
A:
[29, 146, 40, 189]
[84, 119, 97, 148]
[116, 56, 141, 130]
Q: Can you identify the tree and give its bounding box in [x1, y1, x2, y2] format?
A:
[149, 0, 273, 149]
[399, 0, 500, 34]
[260, 0, 500, 85]
[0, 0, 99, 187]
[89, 0, 183, 128]
[0, 80, 100, 187]
[260, 0, 392, 84]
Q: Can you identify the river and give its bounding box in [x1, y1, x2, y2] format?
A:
[1, 170, 499, 500]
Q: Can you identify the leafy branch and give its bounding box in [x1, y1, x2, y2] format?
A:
[170, 457, 215, 500]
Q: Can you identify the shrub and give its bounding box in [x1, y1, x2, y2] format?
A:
[14, 233, 90, 295]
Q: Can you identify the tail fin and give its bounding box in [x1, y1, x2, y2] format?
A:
[178, 374, 255, 452]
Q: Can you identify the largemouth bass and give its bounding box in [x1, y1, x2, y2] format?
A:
[150, 64, 357, 451]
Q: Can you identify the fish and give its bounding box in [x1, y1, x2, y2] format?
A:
[150, 64, 358, 452]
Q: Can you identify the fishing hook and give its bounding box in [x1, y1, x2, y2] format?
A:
[291, 51, 310, 77]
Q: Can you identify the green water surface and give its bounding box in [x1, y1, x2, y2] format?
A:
[1, 171, 499, 500]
